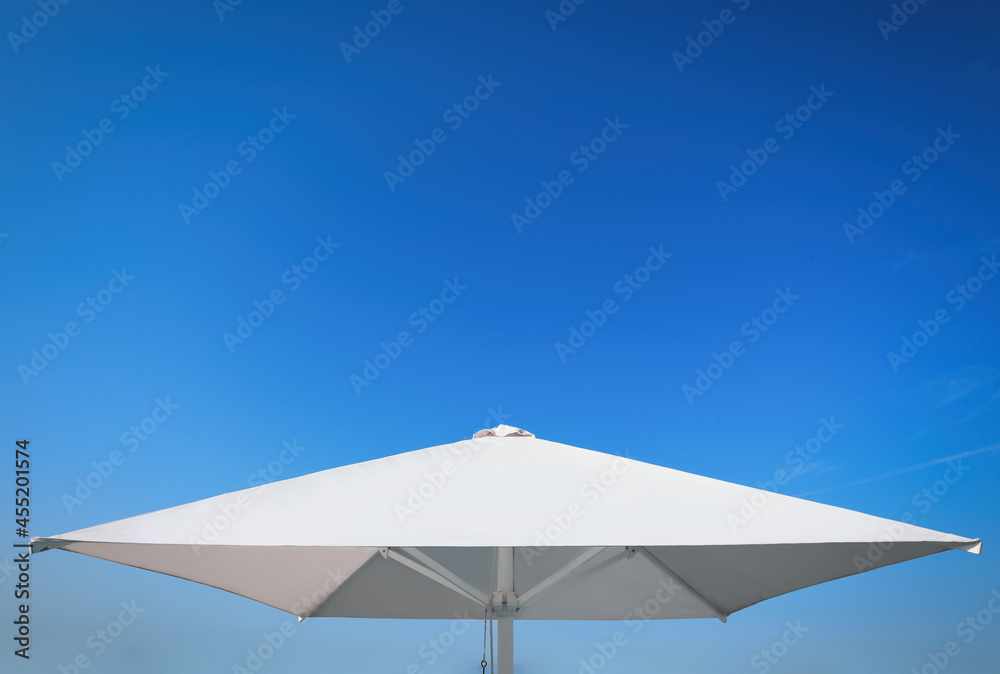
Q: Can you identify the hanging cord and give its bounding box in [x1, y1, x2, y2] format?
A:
[481, 608, 489, 673]
[489, 547, 497, 674]
[481, 547, 499, 674]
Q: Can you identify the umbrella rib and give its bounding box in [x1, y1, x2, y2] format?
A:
[518, 547, 605, 606]
[636, 547, 728, 623]
[399, 547, 490, 605]
[384, 548, 488, 607]
[565, 546, 632, 581]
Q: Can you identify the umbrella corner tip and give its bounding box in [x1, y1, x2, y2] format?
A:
[29, 537, 72, 555]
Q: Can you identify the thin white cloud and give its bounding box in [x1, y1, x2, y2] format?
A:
[925, 366, 999, 410]
[959, 384, 1000, 423]
[794, 443, 1000, 497]
[890, 250, 932, 271]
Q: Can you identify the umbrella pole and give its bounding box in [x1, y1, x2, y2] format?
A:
[497, 547, 514, 674]
[498, 617, 512, 674]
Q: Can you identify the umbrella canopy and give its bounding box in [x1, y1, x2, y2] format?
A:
[34, 425, 981, 670]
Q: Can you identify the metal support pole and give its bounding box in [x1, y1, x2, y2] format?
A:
[498, 616, 512, 674]
[497, 547, 514, 674]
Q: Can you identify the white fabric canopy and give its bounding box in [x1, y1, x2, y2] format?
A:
[34, 427, 980, 623]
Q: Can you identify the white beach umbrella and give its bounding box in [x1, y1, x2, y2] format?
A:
[33, 425, 981, 673]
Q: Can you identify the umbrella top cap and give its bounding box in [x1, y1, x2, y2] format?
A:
[473, 424, 535, 438]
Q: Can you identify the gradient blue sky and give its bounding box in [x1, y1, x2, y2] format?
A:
[2, 0, 999, 672]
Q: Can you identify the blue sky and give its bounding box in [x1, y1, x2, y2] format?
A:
[2, 0, 999, 671]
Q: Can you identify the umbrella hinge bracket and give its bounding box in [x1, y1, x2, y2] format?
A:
[490, 590, 520, 616]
